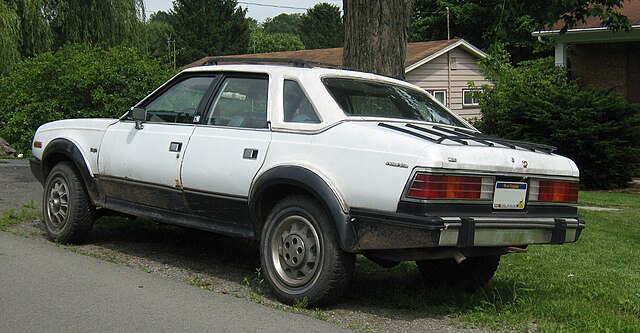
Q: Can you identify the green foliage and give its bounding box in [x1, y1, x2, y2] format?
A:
[15, 0, 52, 58]
[249, 32, 304, 54]
[48, 0, 146, 48]
[476, 52, 640, 189]
[170, 0, 250, 66]
[145, 11, 175, 62]
[0, 45, 174, 153]
[299, 2, 343, 50]
[246, 17, 259, 33]
[262, 13, 302, 35]
[410, 0, 630, 63]
[0, 0, 147, 73]
[0, 1, 21, 74]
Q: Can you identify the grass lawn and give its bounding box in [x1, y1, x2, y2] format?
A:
[345, 191, 639, 332]
[460, 191, 640, 331]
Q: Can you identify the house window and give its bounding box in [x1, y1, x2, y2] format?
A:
[462, 89, 480, 106]
[427, 90, 447, 105]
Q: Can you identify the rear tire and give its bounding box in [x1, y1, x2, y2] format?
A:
[43, 161, 95, 244]
[416, 255, 501, 291]
[260, 195, 355, 306]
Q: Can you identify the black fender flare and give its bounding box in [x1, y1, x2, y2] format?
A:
[41, 138, 101, 204]
[249, 165, 358, 252]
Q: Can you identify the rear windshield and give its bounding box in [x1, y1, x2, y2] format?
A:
[322, 77, 466, 127]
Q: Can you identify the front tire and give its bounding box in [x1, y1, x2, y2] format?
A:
[43, 161, 95, 244]
[416, 255, 501, 291]
[260, 195, 355, 306]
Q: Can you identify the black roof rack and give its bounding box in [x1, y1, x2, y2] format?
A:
[203, 57, 347, 70]
[379, 122, 557, 154]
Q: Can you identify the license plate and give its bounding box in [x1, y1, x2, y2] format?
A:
[493, 182, 527, 210]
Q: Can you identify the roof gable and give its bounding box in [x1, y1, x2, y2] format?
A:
[404, 39, 487, 73]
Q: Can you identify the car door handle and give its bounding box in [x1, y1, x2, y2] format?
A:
[243, 148, 258, 160]
[169, 142, 182, 152]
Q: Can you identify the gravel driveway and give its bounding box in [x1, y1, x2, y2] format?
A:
[0, 159, 43, 212]
[1, 158, 493, 333]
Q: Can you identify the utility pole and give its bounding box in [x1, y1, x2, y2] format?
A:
[167, 34, 176, 69]
[446, 7, 450, 40]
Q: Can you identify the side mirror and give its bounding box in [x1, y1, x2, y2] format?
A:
[130, 107, 146, 130]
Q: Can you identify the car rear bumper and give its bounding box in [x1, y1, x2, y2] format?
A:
[348, 208, 585, 250]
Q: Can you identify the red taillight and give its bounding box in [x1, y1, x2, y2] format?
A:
[536, 180, 579, 203]
[408, 174, 483, 200]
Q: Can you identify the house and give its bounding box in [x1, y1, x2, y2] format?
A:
[189, 39, 489, 118]
[532, 0, 640, 103]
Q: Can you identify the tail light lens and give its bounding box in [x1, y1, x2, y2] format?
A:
[407, 173, 492, 200]
[529, 180, 579, 203]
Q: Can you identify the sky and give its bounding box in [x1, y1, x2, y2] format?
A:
[144, 0, 343, 23]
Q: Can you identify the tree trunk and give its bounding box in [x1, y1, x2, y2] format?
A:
[343, 0, 415, 79]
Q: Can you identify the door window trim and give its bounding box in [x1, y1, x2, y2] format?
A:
[200, 72, 271, 130]
[131, 73, 221, 125]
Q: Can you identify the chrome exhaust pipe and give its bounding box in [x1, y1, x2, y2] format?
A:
[507, 246, 528, 253]
[453, 251, 466, 265]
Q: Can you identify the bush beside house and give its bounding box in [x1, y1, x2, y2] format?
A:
[476, 54, 640, 189]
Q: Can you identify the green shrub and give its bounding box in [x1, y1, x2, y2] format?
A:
[0, 44, 175, 153]
[476, 54, 640, 189]
[249, 32, 305, 53]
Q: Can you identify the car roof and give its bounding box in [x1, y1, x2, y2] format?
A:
[181, 64, 415, 88]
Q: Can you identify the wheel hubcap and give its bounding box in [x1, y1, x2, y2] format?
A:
[282, 234, 307, 267]
[270, 215, 321, 287]
[47, 178, 69, 228]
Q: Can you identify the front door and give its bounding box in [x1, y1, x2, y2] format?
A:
[98, 75, 217, 210]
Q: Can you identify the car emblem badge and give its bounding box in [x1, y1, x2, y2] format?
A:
[385, 161, 408, 168]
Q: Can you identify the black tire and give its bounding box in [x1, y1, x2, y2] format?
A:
[42, 161, 95, 244]
[416, 255, 501, 291]
[260, 195, 355, 306]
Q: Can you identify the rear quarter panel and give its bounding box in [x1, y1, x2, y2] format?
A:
[261, 122, 432, 212]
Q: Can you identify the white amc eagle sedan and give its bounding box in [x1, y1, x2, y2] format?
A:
[30, 61, 584, 306]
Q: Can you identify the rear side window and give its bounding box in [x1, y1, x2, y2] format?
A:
[283, 80, 320, 123]
[322, 77, 466, 127]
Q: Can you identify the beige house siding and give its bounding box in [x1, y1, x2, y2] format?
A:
[406, 48, 490, 119]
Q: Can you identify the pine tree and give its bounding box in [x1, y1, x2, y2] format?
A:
[170, 0, 249, 66]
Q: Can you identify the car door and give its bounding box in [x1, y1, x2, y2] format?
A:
[97, 75, 218, 210]
[181, 74, 271, 223]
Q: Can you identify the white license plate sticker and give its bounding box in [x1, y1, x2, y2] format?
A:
[493, 182, 527, 210]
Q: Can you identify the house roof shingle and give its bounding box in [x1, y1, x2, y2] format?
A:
[187, 39, 470, 69]
[550, 0, 640, 31]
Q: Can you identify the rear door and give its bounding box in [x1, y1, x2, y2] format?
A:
[181, 74, 271, 223]
[98, 75, 218, 210]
